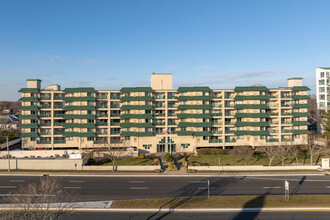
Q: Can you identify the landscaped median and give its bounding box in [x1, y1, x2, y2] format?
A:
[111, 195, 330, 209]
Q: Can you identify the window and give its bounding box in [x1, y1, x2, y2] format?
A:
[68, 137, 74, 141]
[237, 135, 243, 140]
[319, 87, 325, 93]
[320, 102, 325, 107]
[181, 143, 190, 149]
[320, 94, 325, 100]
[327, 72, 330, 77]
[143, 144, 151, 149]
[319, 79, 325, 85]
[321, 72, 325, 78]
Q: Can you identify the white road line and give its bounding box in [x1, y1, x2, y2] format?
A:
[130, 187, 148, 190]
[190, 181, 207, 183]
[129, 181, 146, 184]
[263, 186, 281, 189]
[0, 194, 56, 197]
[64, 187, 81, 189]
[198, 187, 215, 190]
[0, 186, 17, 189]
[326, 186, 330, 188]
[9, 180, 25, 183]
[68, 181, 85, 183]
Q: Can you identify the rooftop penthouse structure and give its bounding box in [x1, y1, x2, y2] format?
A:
[19, 74, 310, 153]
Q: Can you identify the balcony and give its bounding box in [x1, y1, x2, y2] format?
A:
[54, 131, 64, 135]
[40, 123, 51, 127]
[154, 95, 165, 99]
[40, 96, 51, 100]
[225, 139, 236, 143]
[266, 138, 279, 142]
[96, 113, 108, 118]
[96, 122, 108, 126]
[37, 140, 51, 144]
[168, 122, 177, 126]
[225, 130, 235, 134]
[54, 140, 66, 144]
[54, 105, 64, 109]
[54, 122, 65, 126]
[110, 104, 120, 108]
[110, 131, 120, 134]
[155, 113, 165, 117]
[110, 113, 120, 117]
[209, 139, 222, 143]
[110, 122, 120, 126]
[167, 96, 177, 99]
[96, 95, 108, 99]
[40, 105, 51, 109]
[154, 104, 164, 108]
[168, 104, 177, 108]
[225, 121, 234, 125]
[155, 122, 165, 126]
[54, 114, 64, 117]
[96, 105, 108, 108]
[281, 104, 291, 107]
[110, 95, 120, 99]
[96, 131, 108, 135]
[40, 114, 51, 118]
[40, 131, 51, 135]
[94, 140, 108, 144]
[54, 96, 64, 100]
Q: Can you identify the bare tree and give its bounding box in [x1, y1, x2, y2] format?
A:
[228, 146, 254, 166]
[259, 144, 279, 166]
[304, 133, 327, 165]
[0, 177, 77, 220]
[276, 144, 294, 166]
[282, 141, 301, 164]
[92, 140, 131, 171]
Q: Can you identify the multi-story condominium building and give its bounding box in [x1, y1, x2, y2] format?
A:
[19, 74, 310, 153]
[316, 67, 330, 111]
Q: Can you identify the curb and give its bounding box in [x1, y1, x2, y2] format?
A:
[0, 173, 326, 177]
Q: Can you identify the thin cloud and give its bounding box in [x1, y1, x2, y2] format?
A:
[44, 54, 65, 62]
[75, 59, 102, 65]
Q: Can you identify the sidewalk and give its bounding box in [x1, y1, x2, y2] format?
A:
[0, 171, 327, 177]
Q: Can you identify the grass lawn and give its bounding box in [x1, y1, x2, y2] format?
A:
[89, 158, 155, 166]
[187, 154, 328, 166]
[111, 195, 330, 208]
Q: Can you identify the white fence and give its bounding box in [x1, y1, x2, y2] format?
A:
[188, 165, 321, 171]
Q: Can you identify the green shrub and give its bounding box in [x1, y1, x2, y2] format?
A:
[165, 153, 174, 162]
[167, 161, 178, 171]
[139, 153, 146, 159]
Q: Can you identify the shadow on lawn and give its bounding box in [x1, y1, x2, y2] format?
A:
[147, 176, 248, 219]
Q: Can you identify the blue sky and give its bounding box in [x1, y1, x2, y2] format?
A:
[1, 0, 330, 101]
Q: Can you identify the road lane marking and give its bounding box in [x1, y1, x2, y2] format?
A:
[191, 181, 207, 183]
[263, 187, 281, 189]
[129, 181, 146, 184]
[64, 187, 81, 189]
[327, 186, 330, 188]
[9, 180, 25, 183]
[0, 194, 56, 197]
[68, 181, 85, 183]
[198, 187, 215, 190]
[0, 186, 17, 188]
[130, 187, 148, 190]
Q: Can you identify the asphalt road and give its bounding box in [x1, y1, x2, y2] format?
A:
[0, 175, 329, 201]
[67, 211, 330, 220]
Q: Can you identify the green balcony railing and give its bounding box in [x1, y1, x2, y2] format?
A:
[96, 122, 108, 126]
[54, 114, 64, 117]
[110, 104, 120, 108]
[54, 122, 65, 126]
[40, 123, 51, 127]
[110, 131, 120, 134]
[54, 140, 66, 144]
[225, 139, 236, 143]
[40, 96, 51, 100]
[54, 131, 64, 135]
[110, 122, 120, 126]
[54, 105, 65, 109]
[110, 113, 120, 117]
[37, 140, 51, 144]
[155, 113, 165, 117]
[94, 140, 108, 144]
[209, 139, 223, 143]
[266, 138, 279, 142]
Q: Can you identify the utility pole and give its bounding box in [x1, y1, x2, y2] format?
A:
[6, 136, 10, 172]
[207, 179, 210, 199]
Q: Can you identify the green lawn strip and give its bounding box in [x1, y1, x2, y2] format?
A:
[101, 158, 154, 166]
[111, 195, 330, 209]
[187, 154, 329, 166]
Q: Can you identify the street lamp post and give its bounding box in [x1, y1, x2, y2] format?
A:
[6, 136, 10, 172]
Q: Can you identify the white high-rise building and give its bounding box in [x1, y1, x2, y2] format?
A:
[316, 67, 330, 111]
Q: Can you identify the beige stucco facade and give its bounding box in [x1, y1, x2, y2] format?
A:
[19, 75, 310, 153]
